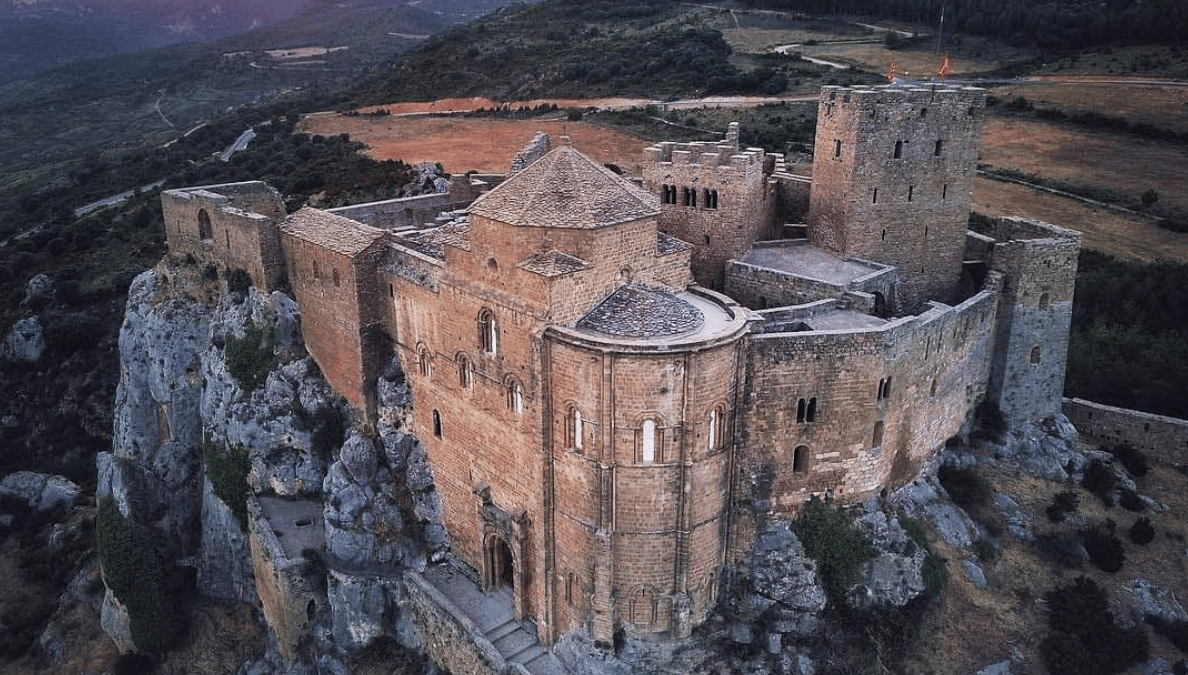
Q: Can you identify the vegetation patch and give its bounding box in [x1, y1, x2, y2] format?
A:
[1041, 576, 1148, 675]
[1080, 521, 1125, 573]
[95, 496, 185, 653]
[224, 320, 277, 393]
[1046, 490, 1080, 523]
[204, 440, 252, 531]
[790, 495, 873, 606]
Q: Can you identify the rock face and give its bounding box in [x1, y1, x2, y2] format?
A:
[98, 259, 444, 662]
[727, 520, 827, 648]
[0, 471, 80, 511]
[848, 503, 926, 610]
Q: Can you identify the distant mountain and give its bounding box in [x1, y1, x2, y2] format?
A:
[0, 1, 314, 82]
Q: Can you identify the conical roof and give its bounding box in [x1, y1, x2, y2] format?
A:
[468, 141, 659, 229]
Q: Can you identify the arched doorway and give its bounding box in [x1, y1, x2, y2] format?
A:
[485, 534, 514, 591]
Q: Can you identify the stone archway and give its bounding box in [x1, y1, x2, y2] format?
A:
[485, 534, 515, 591]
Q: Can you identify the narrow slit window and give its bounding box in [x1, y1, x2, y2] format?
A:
[934, 139, 943, 156]
[834, 139, 841, 158]
[433, 410, 443, 438]
[893, 140, 903, 158]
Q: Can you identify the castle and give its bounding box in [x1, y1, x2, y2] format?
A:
[160, 85, 1081, 647]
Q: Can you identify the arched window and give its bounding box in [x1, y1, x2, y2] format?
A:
[433, 410, 443, 438]
[707, 405, 727, 452]
[872, 421, 884, 448]
[478, 309, 498, 354]
[877, 377, 892, 400]
[457, 354, 473, 389]
[703, 188, 719, 209]
[1030, 345, 1042, 365]
[198, 209, 213, 241]
[630, 587, 657, 626]
[793, 445, 809, 474]
[934, 139, 943, 156]
[641, 419, 657, 463]
[1039, 292, 1051, 309]
[893, 140, 903, 158]
[506, 378, 524, 414]
[566, 407, 583, 452]
[418, 346, 433, 378]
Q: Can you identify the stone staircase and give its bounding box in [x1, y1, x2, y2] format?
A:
[422, 565, 568, 675]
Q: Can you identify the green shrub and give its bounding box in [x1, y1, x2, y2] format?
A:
[224, 319, 276, 392]
[901, 516, 948, 601]
[1047, 490, 1080, 523]
[204, 440, 251, 530]
[1106, 443, 1149, 478]
[1129, 517, 1156, 545]
[1035, 530, 1086, 569]
[791, 495, 873, 606]
[1081, 522, 1125, 573]
[225, 268, 252, 296]
[1082, 459, 1118, 506]
[1042, 576, 1149, 675]
[1148, 616, 1188, 655]
[95, 496, 184, 653]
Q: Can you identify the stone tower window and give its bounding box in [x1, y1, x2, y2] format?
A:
[631, 587, 657, 626]
[894, 140, 903, 159]
[332, 268, 341, 287]
[433, 410, 443, 438]
[198, 209, 213, 241]
[872, 421, 885, 448]
[507, 378, 524, 414]
[418, 346, 432, 378]
[833, 139, 841, 158]
[877, 377, 892, 400]
[793, 445, 809, 474]
[1030, 345, 1042, 365]
[458, 354, 473, 389]
[796, 397, 817, 423]
[872, 188, 878, 204]
[930, 378, 938, 397]
[478, 309, 498, 354]
[662, 184, 677, 205]
[312, 260, 321, 281]
[1039, 292, 1051, 309]
[640, 419, 657, 463]
[934, 140, 944, 156]
[942, 184, 948, 200]
[704, 188, 719, 209]
[907, 185, 914, 202]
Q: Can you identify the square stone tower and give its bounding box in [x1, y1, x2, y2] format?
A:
[807, 85, 986, 310]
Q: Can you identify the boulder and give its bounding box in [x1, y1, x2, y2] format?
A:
[0, 471, 80, 511]
[22, 273, 54, 306]
[1131, 578, 1188, 624]
[2, 317, 45, 362]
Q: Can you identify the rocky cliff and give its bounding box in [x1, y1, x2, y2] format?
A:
[95, 257, 445, 669]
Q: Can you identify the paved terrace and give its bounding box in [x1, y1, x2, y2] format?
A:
[740, 242, 883, 286]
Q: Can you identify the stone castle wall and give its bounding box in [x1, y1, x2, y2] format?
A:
[807, 86, 986, 309]
[642, 130, 780, 290]
[161, 182, 286, 292]
[1063, 398, 1188, 463]
[724, 240, 897, 310]
[986, 217, 1081, 427]
[732, 278, 1000, 556]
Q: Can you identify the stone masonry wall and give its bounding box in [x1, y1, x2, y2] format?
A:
[642, 129, 780, 290]
[403, 572, 505, 675]
[732, 279, 1000, 559]
[724, 243, 896, 311]
[986, 217, 1081, 427]
[807, 86, 986, 309]
[162, 182, 286, 292]
[1063, 398, 1188, 462]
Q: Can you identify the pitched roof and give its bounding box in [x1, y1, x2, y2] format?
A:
[281, 207, 387, 257]
[468, 141, 659, 229]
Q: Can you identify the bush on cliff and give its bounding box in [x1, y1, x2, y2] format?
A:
[204, 440, 251, 530]
[95, 496, 185, 653]
[1041, 576, 1148, 675]
[791, 495, 873, 606]
[224, 319, 276, 393]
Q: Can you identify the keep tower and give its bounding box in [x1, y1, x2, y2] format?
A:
[807, 85, 986, 310]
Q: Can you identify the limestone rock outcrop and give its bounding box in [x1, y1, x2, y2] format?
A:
[1, 316, 45, 362]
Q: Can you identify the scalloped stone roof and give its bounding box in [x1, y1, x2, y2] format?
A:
[577, 285, 704, 338]
[467, 141, 659, 229]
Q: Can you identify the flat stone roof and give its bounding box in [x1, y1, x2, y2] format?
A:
[793, 308, 887, 332]
[740, 243, 883, 286]
[257, 496, 325, 561]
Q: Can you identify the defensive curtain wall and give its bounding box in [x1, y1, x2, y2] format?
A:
[1064, 398, 1188, 462]
[733, 275, 1001, 555]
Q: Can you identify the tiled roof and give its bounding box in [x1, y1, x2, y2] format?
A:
[519, 250, 589, 277]
[657, 231, 692, 255]
[281, 207, 386, 257]
[468, 141, 659, 229]
[577, 285, 704, 337]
